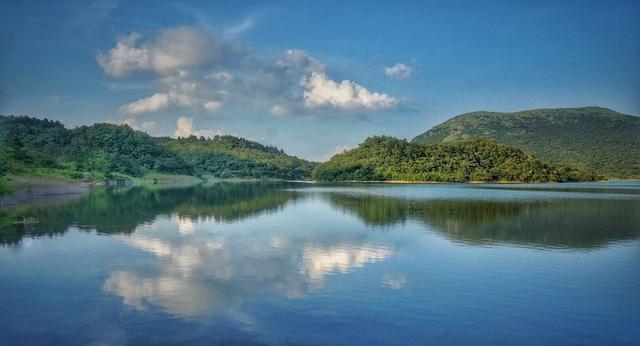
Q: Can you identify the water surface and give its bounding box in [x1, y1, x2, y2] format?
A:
[1, 182, 639, 345]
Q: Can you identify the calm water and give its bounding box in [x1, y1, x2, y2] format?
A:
[1, 182, 639, 345]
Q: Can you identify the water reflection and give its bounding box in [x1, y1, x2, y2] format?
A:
[0, 182, 299, 245]
[326, 192, 640, 249]
[2, 181, 639, 249]
[103, 214, 394, 318]
[1, 182, 639, 343]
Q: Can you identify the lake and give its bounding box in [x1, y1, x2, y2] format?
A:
[1, 182, 639, 345]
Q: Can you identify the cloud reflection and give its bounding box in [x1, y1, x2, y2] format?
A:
[104, 214, 395, 318]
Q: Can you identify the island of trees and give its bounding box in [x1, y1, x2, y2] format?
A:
[312, 136, 598, 183]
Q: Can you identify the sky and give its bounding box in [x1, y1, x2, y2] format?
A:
[1, 0, 639, 161]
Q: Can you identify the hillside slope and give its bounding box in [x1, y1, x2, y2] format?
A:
[162, 136, 316, 180]
[412, 107, 640, 178]
[0, 115, 315, 180]
[312, 136, 597, 182]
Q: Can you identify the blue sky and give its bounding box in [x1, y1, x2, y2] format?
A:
[1, 0, 639, 160]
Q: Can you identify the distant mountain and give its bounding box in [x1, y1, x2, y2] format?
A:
[312, 136, 597, 183]
[412, 107, 640, 178]
[0, 115, 315, 181]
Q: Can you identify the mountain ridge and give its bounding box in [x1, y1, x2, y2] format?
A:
[412, 106, 640, 178]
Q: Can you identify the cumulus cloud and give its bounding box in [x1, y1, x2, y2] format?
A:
[119, 88, 199, 115]
[99, 27, 399, 116]
[119, 93, 171, 115]
[98, 27, 230, 77]
[203, 100, 224, 113]
[150, 26, 221, 73]
[384, 63, 413, 79]
[175, 116, 220, 138]
[97, 33, 150, 77]
[303, 71, 397, 110]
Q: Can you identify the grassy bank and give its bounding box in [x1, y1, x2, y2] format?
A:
[0, 172, 207, 198]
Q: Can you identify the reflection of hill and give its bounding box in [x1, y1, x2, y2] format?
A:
[0, 182, 299, 245]
[327, 194, 640, 249]
[172, 183, 295, 221]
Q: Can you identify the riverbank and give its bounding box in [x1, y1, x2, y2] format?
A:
[0, 173, 206, 207]
[0, 175, 91, 207]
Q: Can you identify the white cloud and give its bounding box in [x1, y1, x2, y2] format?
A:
[270, 104, 288, 117]
[150, 27, 220, 73]
[277, 49, 324, 73]
[97, 33, 150, 77]
[119, 93, 171, 115]
[223, 18, 254, 38]
[122, 118, 156, 132]
[98, 27, 225, 77]
[206, 70, 234, 83]
[119, 89, 197, 115]
[175, 116, 195, 137]
[384, 63, 413, 79]
[99, 28, 402, 117]
[203, 100, 224, 113]
[303, 71, 397, 111]
[175, 116, 220, 138]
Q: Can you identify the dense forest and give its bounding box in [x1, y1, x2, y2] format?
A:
[162, 136, 315, 179]
[0, 115, 315, 182]
[412, 107, 640, 178]
[312, 136, 599, 182]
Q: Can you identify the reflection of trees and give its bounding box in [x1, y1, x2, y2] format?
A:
[327, 193, 640, 249]
[0, 182, 299, 245]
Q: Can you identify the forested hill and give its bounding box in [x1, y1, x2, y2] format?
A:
[411, 107, 640, 178]
[161, 136, 316, 179]
[0, 115, 315, 181]
[312, 136, 598, 183]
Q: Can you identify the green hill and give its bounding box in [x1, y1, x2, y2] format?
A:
[312, 136, 597, 183]
[0, 115, 315, 181]
[412, 107, 640, 178]
[162, 136, 315, 179]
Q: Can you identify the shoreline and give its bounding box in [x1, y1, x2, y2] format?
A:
[308, 179, 619, 185]
[1, 173, 633, 207]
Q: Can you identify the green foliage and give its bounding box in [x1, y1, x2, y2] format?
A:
[312, 136, 599, 182]
[162, 135, 316, 180]
[412, 107, 640, 178]
[0, 115, 315, 181]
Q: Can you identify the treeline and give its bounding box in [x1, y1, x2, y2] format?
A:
[0, 115, 315, 181]
[162, 136, 316, 179]
[312, 136, 599, 182]
[0, 115, 602, 184]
